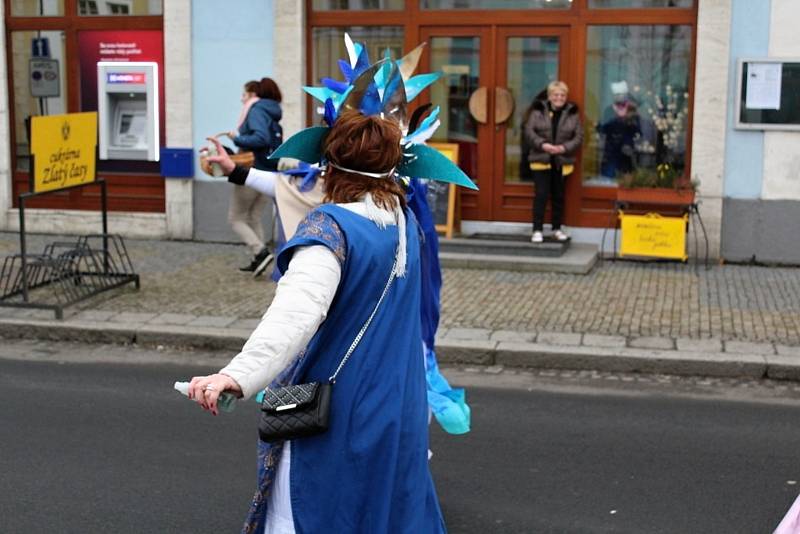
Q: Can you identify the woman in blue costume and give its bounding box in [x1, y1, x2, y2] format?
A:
[205, 35, 472, 437]
[189, 110, 447, 533]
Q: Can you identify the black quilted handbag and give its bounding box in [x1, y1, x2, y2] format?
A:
[258, 382, 332, 441]
[258, 256, 398, 443]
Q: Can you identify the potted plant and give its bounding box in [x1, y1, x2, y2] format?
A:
[616, 165, 697, 205]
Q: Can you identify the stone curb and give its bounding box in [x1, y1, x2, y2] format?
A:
[1, 316, 798, 380]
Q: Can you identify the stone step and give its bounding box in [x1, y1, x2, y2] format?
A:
[439, 243, 599, 275]
[439, 235, 569, 258]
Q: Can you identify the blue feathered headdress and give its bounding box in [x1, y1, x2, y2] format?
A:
[269, 34, 478, 191]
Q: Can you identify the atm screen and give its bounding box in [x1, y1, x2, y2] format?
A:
[114, 109, 147, 148]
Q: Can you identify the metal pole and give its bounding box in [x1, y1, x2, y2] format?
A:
[19, 195, 29, 302]
[101, 179, 109, 274]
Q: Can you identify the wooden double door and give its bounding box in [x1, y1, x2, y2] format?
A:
[420, 25, 574, 224]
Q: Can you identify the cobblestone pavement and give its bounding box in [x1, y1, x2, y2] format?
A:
[2, 232, 800, 345]
[441, 263, 800, 344]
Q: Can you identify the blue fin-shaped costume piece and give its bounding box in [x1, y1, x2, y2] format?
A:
[352, 43, 372, 77]
[404, 106, 440, 145]
[374, 48, 394, 96]
[401, 144, 478, 190]
[338, 58, 355, 83]
[303, 86, 335, 104]
[321, 77, 349, 94]
[380, 63, 408, 130]
[405, 72, 443, 102]
[340, 59, 389, 118]
[323, 98, 337, 127]
[269, 126, 327, 163]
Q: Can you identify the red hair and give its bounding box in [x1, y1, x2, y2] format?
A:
[323, 110, 405, 210]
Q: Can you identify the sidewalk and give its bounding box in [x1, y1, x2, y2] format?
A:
[1, 232, 799, 379]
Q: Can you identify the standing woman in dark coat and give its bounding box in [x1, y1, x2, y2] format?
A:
[523, 80, 583, 243]
[226, 77, 283, 276]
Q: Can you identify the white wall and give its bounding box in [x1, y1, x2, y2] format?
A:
[761, 0, 800, 201]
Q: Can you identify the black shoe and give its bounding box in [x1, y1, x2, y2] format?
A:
[252, 247, 274, 278]
[239, 258, 258, 272]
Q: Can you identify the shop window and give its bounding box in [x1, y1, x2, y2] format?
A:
[311, 27, 404, 118]
[9, 30, 68, 172]
[582, 25, 692, 187]
[78, 0, 162, 16]
[421, 0, 571, 9]
[10, 0, 64, 16]
[313, 0, 403, 9]
[589, 0, 692, 7]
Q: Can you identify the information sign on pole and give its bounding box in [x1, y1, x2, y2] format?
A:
[30, 112, 98, 193]
[31, 37, 50, 58]
[30, 58, 60, 97]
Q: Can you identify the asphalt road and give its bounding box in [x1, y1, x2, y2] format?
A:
[1, 341, 799, 533]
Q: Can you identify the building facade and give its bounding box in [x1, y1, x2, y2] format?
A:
[0, 0, 797, 262]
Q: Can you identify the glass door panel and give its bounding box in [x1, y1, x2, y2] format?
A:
[504, 36, 560, 184]
[429, 36, 481, 185]
[493, 27, 569, 223]
[421, 26, 568, 223]
[421, 27, 492, 221]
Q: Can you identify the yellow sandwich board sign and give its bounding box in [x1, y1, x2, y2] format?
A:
[619, 211, 688, 261]
[30, 112, 97, 193]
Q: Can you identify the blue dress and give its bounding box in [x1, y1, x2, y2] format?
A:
[241, 204, 446, 533]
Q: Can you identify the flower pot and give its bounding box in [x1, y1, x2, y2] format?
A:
[616, 187, 695, 205]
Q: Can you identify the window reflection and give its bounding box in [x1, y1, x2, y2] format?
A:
[10, 31, 68, 172]
[78, 0, 162, 16]
[429, 36, 481, 183]
[11, 0, 64, 16]
[313, 0, 403, 9]
[590, 0, 692, 7]
[422, 0, 571, 8]
[583, 25, 692, 187]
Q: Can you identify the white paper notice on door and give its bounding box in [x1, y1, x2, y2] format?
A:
[746, 62, 782, 110]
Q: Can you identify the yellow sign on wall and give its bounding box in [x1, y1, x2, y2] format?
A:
[619, 211, 688, 261]
[30, 112, 97, 193]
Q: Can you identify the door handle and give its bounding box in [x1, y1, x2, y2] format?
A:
[468, 86, 488, 124]
[495, 87, 515, 125]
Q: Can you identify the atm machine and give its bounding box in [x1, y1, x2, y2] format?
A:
[97, 61, 159, 161]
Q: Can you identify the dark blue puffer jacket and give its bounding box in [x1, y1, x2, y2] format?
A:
[233, 98, 283, 170]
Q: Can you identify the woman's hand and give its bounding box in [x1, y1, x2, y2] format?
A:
[226, 131, 237, 139]
[188, 373, 243, 416]
[205, 137, 236, 176]
[542, 143, 560, 155]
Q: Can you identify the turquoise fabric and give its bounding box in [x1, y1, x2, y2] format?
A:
[425, 346, 470, 435]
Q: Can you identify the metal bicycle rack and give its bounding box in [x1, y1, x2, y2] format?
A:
[0, 179, 140, 319]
